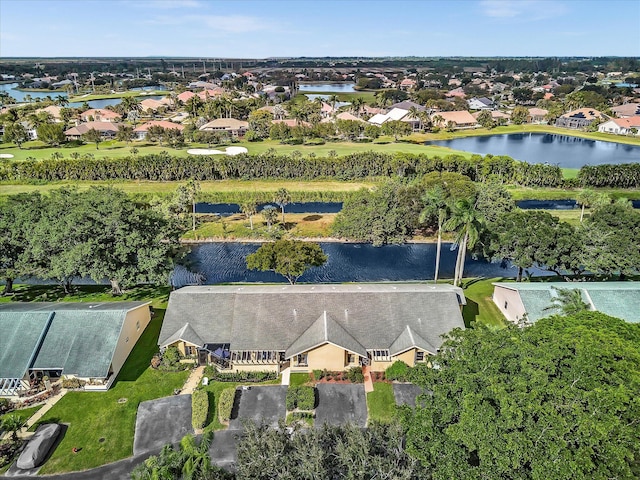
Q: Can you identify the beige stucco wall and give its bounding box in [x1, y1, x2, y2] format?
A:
[168, 340, 200, 357]
[395, 349, 417, 367]
[304, 343, 348, 371]
[110, 304, 151, 378]
[493, 286, 526, 323]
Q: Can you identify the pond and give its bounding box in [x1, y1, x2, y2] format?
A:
[298, 83, 356, 93]
[0, 83, 68, 102]
[427, 133, 640, 169]
[172, 242, 550, 286]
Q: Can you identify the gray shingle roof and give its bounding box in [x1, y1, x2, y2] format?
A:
[0, 302, 149, 379]
[389, 325, 438, 356]
[0, 312, 51, 379]
[160, 323, 204, 349]
[159, 284, 465, 355]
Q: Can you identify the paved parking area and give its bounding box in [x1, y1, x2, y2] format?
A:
[228, 386, 287, 430]
[133, 395, 193, 455]
[393, 384, 426, 407]
[209, 430, 241, 471]
[315, 384, 367, 427]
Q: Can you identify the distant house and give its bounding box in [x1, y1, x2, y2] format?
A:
[387, 100, 426, 112]
[333, 111, 365, 122]
[492, 282, 640, 324]
[598, 117, 640, 136]
[177, 91, 196, 103]
[133, 120, 184, 140]
[473, 110, 510, 123]
[555, 108, 607, 129]
[64, 121, 121, 140]
[467, 97, 494, 110]
[0, 302, 151, 396]
[199, 118, 248, 137]
[445, 87, 466, 98]
[271, 119, 311, 128]
[158, 284, 466, 374]
[79, 109, 121, 123]
[527, 107, 549, 124]
[139, 98, 166, 112]
[610, 103, 640, 118]
[36, 105, 63, 122]
[197, 88, 225, 101]
[399, 78, 417, 90]
[433, 110, 478, 129]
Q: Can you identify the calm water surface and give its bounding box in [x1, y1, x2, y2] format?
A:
[428, 133, 640, 168]
[298, 83, 356, 93]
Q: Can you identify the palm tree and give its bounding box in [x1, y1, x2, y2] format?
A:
[261, 205, 278, 231]
[116, 124, 134, 145]
[179, 433, 213, 480]
[444, 199, 483, 287]
[432, 114, 444, 129]
[274, 188, 291, 225]
[351, 97, 365, 118]
[1, 414, 25, 441]
[544, 287, 590, 316]
[241, 200, 257, 230]
[408, 106, 421, 131]
[329, 94, 339, 112]
[420, 186, 449, 283]
[419, 110, 432, 131]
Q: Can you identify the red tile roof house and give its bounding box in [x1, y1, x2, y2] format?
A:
[177, 91, 196, 103]
[433, 111, 478, 129]
[597, 116, 640, 136]
[555, 108, 608, 130]
[610, 103, 640, 118]
[79, 109, 121, 123]
[64, 121, 122, 141]
[133, 121, 185, 140]
[527, 108, 549, 124]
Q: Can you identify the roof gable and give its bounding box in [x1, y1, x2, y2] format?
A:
[389, 325, 438, 356]
[160, 322, 204, 348]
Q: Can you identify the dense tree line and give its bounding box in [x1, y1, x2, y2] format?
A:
[578, 163, 640, 188]
[402, 311, 640, 479]
[0, 151, 564, 186]
[0, 187, 182, 294]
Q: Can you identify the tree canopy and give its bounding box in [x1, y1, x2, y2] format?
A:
[402, 311, 640, 480]
[246, 240, 327, 284]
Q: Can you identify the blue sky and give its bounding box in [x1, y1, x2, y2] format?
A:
[1, 0, 639, 57]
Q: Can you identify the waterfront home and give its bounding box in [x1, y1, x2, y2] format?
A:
[492, 282, 640, 324]
[433, 110, 478, 129]
[79, 108, 121, 123]
[598, 116, 640, 136]
[158, 284, 466, 374]
[555, 108, 607, 129]
[0, 302, 151, 396]
[133, 120, 185, 140]
[610, 103, 640, 118]
[527, 107, 548, 124]
[64, 121, 121, 140]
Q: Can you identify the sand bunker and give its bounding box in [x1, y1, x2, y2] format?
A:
[0, 153, 14, 159]
[187, 146, 248, 156]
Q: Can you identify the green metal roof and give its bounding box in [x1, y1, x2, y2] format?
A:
[0, 302, 148, 380]
[493, 282, 640, 323]
[0, 312, 51, 379]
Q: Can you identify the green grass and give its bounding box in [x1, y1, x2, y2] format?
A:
[461, 277, 508, 329]
[285, 411, 314, 427]
[68, 90, 170, 102]
[507, 186, 640, 201]
[289, 373, 312, 387]
[0, 405, 42, 427]
[0, 285, 188, 474]
[366, 382, 396, 424]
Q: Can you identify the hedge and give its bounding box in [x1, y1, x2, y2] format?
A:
[192, 389, 209, 429]
[218, 387, 236, 424]
[204, 369, 278, 383]
[345, 366, 364, 383]
[286, 386, 316, 411]
[385, 361, 410, 382]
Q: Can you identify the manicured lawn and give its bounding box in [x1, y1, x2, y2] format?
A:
[461, 277, 508, 329]
[289, 373, 312, 387]
[0, 405, 42, 427]
[508, 186, 640, 201]
[68, 90, 170, 102]
[366, 383, 396, 424]
[285, 411, 314, 427]
[0, 285, 187, 474]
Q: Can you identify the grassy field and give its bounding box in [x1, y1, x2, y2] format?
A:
[0, 405, 42, 429]
[366, 382, 396, 424]
[289, 373, 312, 387]
[68, 90, 170, 102]
[508, 186, 640, 201]
[461, 277, 508, 329]
[0, 284, 189, 474]
[298, 90, 378, 103]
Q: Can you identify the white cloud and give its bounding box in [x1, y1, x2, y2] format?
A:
[479, 0, 568, 21]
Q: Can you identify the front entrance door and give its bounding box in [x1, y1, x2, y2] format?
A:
[197, 349, 208, 366]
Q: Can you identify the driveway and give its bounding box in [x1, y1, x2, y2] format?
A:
[228, 386, 287, 430]
[133, 395, 193, 455]
[315, 384, 367, 427]
[209, 430, 241, 471]
[393, 383, 426, 407]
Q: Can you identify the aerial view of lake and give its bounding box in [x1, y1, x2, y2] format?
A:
[298, 83, 356, 93]
[427, 133, 640, 169]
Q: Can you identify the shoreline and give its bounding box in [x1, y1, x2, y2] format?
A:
[179, 236, 439, 244]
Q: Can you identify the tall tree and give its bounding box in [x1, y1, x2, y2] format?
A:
[241, 200, 258, 230]
[83, 128, 103, 149]
[444, 199, 483, 286]
[419, 185, 449, 283]
[246, 240, 327, 284]
[575, 189, 610, 222]
[116, 124, 135, 145]
[261, 205, 278, 231]
[36, 123, 66, 146]
[3, 122, 29, 148]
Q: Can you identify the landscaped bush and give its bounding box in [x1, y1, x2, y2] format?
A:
[286, 386, 316, 411]
[158, 346, 189, 372]
[0, 440, 22, 469]
[218, 387, 236, 423]
[204, 369, 278, 383]
[61, 378, 86, 389]
[312, 369, 324, 381]
[345, 366, 364, 383]
[385, 361, 410, 382]
[191, 389, 209, 429]
[286, 411, 314, 426]
[0, 398, 12, 415]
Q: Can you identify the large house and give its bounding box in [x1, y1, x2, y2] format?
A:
[79, 108, 121, 123]
[492, 282, 640, 324]
[610, 103, 640, 118]
[527, 107, 548, 124]
[64, 121, 121, 140]
[158, 284, 466, 374]
[199, 118, 248, 137]
[555, 108, 607, 129]
[133, 120, 185, 140]
[0, 302, 151, 396]
[598, 116, 640, 136]
[467, 97, 494, 110]
[433, 110, 478, 129]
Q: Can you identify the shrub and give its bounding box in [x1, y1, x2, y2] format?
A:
[385, 360, 410, 382]
[286, 411, 314, 426]
[61, 378, 86, 389]
[0, 398, 11, 415]
[158, 346, 189, 372]
[313, 369, 324, 380]
[218, 387, 236, 423]
[286, 386, 316, 411]
[205, 370, 278, 383]
[192, 389, 209, 429]
[345, 366, 364, 383]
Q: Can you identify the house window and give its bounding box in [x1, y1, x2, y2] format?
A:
[504, 301, 508, 310]
[371, 350, 390, 362]
[185, 345, 194, 356]
[346, 353, 356, 364]
[415, 351, 425, 362]
[295, 354, 308, 367]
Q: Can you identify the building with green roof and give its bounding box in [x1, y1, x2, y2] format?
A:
[0, 302, 151, 397]
[492, 282, 640, 324]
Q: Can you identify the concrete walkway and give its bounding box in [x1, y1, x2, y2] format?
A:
[280, 367, 290, 386]
[362, 366, 374, 393]
[180, 366, 205, 395]
[2, 388, 69, 441]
